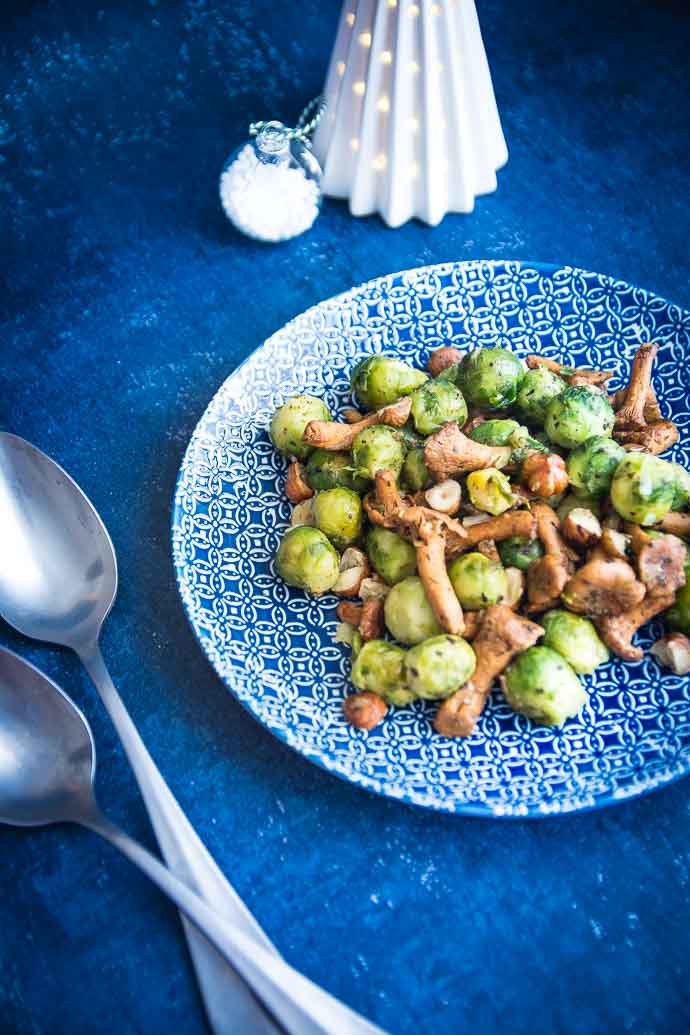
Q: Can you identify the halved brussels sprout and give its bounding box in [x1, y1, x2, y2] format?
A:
[366, 527, 417, 585]
[466, 468, 515, 515]
[351, 355, 427, 411]
[410, 380, 468, 436]
[458, 347, 525, 410]
[351, 640, 414, 705]
[306, 449, 368, 493]
[352, 426, 405, 481]
[401, 447, 431, 492]
[313, 488, 363, 551]
[544, 386, 614, 449]
[275, 525, 340, 594]
[541, 609, 609, 674]
[270, 395, 331, 460]
[515, 367, 565, 426]
[404, 635, 476, 700]
[503, 646, 587, 725]
[383, 576, 443, 645]
[448, 552, 508, 610]
[566, 435, 625, 497]
[610, 453, 677, 525]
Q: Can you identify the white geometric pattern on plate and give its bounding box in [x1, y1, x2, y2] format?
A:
[172, 260, 690, 817]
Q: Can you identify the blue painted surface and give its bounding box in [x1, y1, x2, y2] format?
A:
[1, 1, 689, 1033]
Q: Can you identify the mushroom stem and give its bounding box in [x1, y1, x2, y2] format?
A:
[525, 502, 573, 613]
[595, 592, 675, 661]
[461, 509, 537, 550]
[303, 396, 412, 450]
[525, 355, 614, 385]
[610, 384, 661, 422]
[415, 523, 465, 636]
[614, 343, 658, 428]
[657, 512, 690, 539]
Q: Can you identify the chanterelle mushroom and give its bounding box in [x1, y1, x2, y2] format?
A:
[614, 343, 658, 429]
[434, 605, 543, 738]
[635, 532, 687, 596]
[373, 470, 466, 634]
[595, 592, 676, 662]
[561, 551, 646, 616]
[303, 396, 412, 451]
[461, 509, 537, 550]
[424, 422, 511, 480]
[610, 384, 661, 423]
[525, 502, 574, 614]
[615, 420, 679, 455]
[658, 512, 690, 539]
[525, 355, 614, 386]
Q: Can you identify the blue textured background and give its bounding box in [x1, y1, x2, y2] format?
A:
[2, 1, 690, 1033]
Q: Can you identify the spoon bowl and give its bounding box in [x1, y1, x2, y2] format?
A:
[0, 433, 117, 651]
[0, 648, 95, 827]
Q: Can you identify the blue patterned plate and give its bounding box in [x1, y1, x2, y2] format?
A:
[172, 261, 690, 817]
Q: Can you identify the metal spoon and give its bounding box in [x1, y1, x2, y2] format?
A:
[0, 646, 386, 1035]
[0, 433, 382, 1035]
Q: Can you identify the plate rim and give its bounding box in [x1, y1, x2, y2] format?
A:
[171, 258, 690, 819]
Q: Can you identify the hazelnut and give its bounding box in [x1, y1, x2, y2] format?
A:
[424, 478, 462, 515]
[290, 499, 316, 527]
[427, 346, 464, 377]
[343, 692, 387, 730]
[600, 527, 630, 561]
[650, 634, 690, 675]
[359, 575, 390, 601]
[562, 508, 603, 548]
[359, 598, 385, 641]
[521, 452, 569, 498]
[342, 407, 363, 424]
[333, 547, 370, 596]
[502, 567, 525, 609]
[336, 600, 363, 626]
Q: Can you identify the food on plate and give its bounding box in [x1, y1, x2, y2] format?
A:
[270, 342, 688, 735]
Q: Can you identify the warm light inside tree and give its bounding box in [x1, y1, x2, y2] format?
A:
[312, 0, 508, 227]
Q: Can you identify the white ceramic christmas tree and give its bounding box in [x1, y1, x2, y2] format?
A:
[312, 0, 508, 227]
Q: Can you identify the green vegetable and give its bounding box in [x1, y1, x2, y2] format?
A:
[541, 609, 609, 674]
[404, 635, 476, 700]
[469, 419, 521, 446]
[270, 395, 331, 460]
[666, 554, 690, 634]
[671, 463, 690, 511]
[566, 435, 625, 496]
[610, 453, 677, 525]
[312, 488, 363, 551]
[466, 468, 515, 516]
[497, 536, 544, 572]
[544, 386, 614, 449]
[515, 368, 566, 426]
[351, 640, 414, 705]
[557, 493, 601, 523]
[350, 355, 427, 411]
[306, 449, 368, 493]
[401, 448, 431, 492]
[434, 363, 462, 387]
[275, 526, 340, 595]
[352, 425, 405, 481]
[448, 552, 508, 610]
[503, 646, 587, 725]
[458, 347, 525, 410]
[383, 576, 443, 645]
[410, 380, 468, 436]
[366, 527, 417, 585]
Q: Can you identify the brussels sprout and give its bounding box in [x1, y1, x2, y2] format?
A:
[566, 435, 625, 497]
[503, 646, 587, 725]
[458, 347, 525, 410]
[515, 367, 566, 426]
[466, 468, 515, 516]
[366, 527, 417, 585]
[270, 395, 331, 460]
[448, 552, 508, 610]
[350, 355, 427, 411]
[541, 609, 609, 674]
[497, 536, 545, 571]
[275, 526, 340, 594]
[383, 576, 443, 645]
[401, 448, 431, 492]
[469, 419, 522, 446]
[667, 582, 690, 634]
[306, 449, 368, 494]
[352, 426, 405, 481]
[544, 386, 614, 449]
[351, 640, 415, 705]
[312, 488, 363, 550]
[671, 463, 690, 511]
[404, 635, 476, 700]
[434, 363, 463, 387]
[410, 380, 468, 436]
[610, 453, 677, 525]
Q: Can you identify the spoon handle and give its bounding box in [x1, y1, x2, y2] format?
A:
[84, 809, 388, 1035]
[79, 644, 281, 1035]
